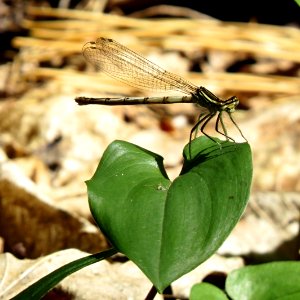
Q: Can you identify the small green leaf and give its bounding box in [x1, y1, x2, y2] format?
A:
[294, 0, 300, 6]
[190, 282, 229, 300]
[88, 137, 252, 292]
[226, 261, 300, 300]
[12, 248, 117, 300]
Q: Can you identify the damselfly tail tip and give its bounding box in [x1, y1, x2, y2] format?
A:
[75, 97, 88, 105]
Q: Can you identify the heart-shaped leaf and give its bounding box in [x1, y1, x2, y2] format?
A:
[87, 137, 252, 292]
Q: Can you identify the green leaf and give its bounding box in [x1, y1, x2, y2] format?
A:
[12, 248, 117, 300]
[226, 261, 300, 300]
[294, 0, 300, 6]
[88, 137, 252, 292]
[190, 282, 229, 300]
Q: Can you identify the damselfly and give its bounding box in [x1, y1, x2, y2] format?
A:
[75, 37, 247, 149]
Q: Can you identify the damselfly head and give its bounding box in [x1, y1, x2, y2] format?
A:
[223, 96, 239, 112]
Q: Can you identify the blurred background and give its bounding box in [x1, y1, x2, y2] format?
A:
[0, 0, 299, 299]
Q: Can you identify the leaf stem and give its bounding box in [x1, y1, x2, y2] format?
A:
[145, 285, 157, 300]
